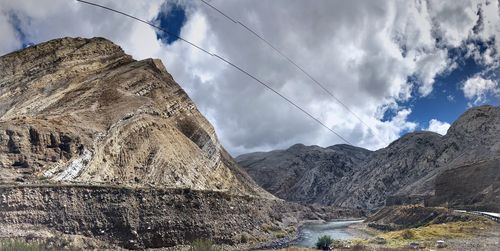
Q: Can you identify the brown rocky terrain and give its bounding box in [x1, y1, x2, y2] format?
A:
[365, 205, 474, 231]
[238, 105, 500, 211]
[0, 37, 269, 196]
[0, 184, 360, 250]
[0, 37, 367, 249]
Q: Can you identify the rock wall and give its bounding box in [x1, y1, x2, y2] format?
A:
[0, 185, 359, 249]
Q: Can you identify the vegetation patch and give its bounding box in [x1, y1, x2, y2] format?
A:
[0, 240, 47, 251]
[366, 217, 495, 248]
[315, 235, 333, 249]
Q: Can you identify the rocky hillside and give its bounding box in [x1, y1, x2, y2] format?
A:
[238, 105, 500, 210]
[366, 205, 475, 231]
[237, 144, 372, 205]
[0, 37, 268, 197]
[0, 184, 360, 249]
[427, 158, 500, 212]
[0, 37, 306, 249]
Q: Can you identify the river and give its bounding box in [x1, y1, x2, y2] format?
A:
[294, 220, 365, 248]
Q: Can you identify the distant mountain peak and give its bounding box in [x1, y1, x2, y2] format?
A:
[239, 105, 500, 210]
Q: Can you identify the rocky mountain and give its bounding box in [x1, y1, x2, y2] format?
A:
[0, 37, 312, 249]
[238, 105, 500, 211]
[0, 37, 268, 197]
[237, 144, 372, 205]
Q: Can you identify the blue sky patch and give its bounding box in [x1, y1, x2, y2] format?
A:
[384, 40, 499, 130]
[8, 12, 33, 48]
[154, 3, 187, 45]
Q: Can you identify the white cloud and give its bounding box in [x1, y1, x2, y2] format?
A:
[462, 76, 499, 104]
[426, 0, 479, 47]
[0, 0, 498, 156]
[414, 49, 450, 96]
[426, 119, 451, 135]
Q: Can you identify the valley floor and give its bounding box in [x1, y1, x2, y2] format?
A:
[270, 217, 499, 251]
[1, 216, 498, 251]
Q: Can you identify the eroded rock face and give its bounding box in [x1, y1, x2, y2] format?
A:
[0, 185, 361, 249]
[239, 105, 500, 210]
[0, 37, 366, 249]
[0, 37, 268, 198]
[237, 144, 373, 205]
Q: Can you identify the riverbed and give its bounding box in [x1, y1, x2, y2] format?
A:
[293, 220, 365, 248]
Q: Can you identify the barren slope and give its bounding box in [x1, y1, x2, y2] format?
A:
[428, 158, 500, 212]
[0, 37, 269, 197]
[237, 144, 372, 204]
[239, 105, 500, 210]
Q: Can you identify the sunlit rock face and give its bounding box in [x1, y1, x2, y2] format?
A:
[0, 37, 269, 198]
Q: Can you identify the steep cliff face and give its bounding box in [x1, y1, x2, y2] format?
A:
[0, 37, 268, 197]
[239, 105, 500, 210]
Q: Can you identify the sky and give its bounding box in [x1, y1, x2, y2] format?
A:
[0, 0, 499, 156]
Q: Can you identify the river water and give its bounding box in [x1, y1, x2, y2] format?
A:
[294, 220, 365, 248]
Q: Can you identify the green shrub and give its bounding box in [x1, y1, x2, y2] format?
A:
[274, 231, 286, 238]
[315, 235, 333, 250]
[189, 239, 219, 251]
[0, 240, 46, 251]
[261, 223, 281, 233]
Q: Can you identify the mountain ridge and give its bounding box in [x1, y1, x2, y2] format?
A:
[0, 36, 271, 198]
[238, 105, 500, 210]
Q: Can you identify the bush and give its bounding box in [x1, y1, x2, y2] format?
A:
[274, 231, 286, 238]
[0, 240, 46, 251]
[261, 223, 281, 233]
[189, 239, 219, 251]
[315, 235, 333, 250]
[401, 229, 415, 239]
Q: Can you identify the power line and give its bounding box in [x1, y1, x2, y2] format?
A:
[198, 0, 386, 144]
[76, 0, 353, 145]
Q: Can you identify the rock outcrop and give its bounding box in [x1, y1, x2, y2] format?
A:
[237, 144, 372, 205]
[427, 158, 500, 212]
[0, 184, 359, 249]
[0, 37, 298, 249]
[0, 37, 268, 198]
[238, 105, 500, 211]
